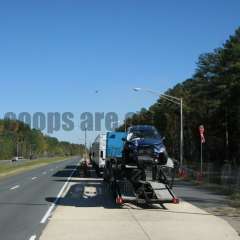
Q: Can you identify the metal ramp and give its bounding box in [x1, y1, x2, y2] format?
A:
[115, 179, 179, 205]
[148, 181, 178, 203]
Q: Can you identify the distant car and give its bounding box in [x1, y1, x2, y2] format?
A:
[12, 156, 23, 162]
[12, 157, 19, 162]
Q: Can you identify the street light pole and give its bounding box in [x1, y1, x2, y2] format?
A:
[180, 98, 183, 168]
[17, 142, 19, 158]
[133, 88, 184, 168]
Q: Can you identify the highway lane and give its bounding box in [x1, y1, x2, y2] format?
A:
[0, 157, 80, 240]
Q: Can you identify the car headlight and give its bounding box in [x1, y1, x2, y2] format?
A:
[159, 147, 166, 153]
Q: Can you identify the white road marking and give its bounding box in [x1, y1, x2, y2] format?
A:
[40, 162, 79, 224]
[10, 185, 20, 190]
[50, 169, 53, 171]
[31, 177, 38, 180]
[29, 235, 36, 240]
[42, 172, 47, 175]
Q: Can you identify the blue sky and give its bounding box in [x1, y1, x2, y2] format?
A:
[0, 0, 240, 144]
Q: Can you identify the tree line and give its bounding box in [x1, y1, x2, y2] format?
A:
[119, 27, 240, 167]
[0, 119, 85, 160]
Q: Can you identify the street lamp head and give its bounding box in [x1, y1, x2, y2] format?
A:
[133, 88, 141, 92]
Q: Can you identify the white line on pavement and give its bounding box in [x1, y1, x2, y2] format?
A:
[40, 162, 79, 224]
[10, 185, 20, 190]
[29, 235, 36, 240]
[42, 172, 47, 175]
[31, 177, 38, 180]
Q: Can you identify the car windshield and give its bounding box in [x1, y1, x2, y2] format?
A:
[128, 127, 160, 140]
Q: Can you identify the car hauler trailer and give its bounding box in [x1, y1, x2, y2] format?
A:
[103, 126, 179, 206]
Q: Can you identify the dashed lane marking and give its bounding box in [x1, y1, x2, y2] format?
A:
[29, 235, 36, 240]
[10, 185, 20, 190]
[40, 162, 79, 224]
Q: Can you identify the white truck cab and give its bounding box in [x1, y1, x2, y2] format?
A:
[91, 133, 107, 175]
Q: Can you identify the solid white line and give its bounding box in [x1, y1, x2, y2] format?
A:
[40, 162, 79, 224]
[10, 185, 20, 190]
[31, 177, 38, 180]
[29, 235, 36, 240]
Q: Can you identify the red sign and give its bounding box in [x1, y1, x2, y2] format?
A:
[199, 125, 204, 134]
[199, 125, 205, 143]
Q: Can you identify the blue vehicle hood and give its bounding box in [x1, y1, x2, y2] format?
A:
[130, 138, 164, 149]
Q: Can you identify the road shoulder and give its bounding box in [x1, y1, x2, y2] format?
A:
[39, 177, 240, 240]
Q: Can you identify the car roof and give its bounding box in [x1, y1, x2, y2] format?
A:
[128, 125, 157, 131]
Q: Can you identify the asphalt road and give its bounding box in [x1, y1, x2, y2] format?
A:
[1, 160, 239, 240]
[0, 157, 80, 240]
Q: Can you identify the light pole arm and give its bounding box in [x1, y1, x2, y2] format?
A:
[159, 94, 181, 105]
[144, 89, 181, 104]
[161, 93, 181, 102]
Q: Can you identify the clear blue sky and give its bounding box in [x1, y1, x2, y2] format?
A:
[0, 0, 240, 144]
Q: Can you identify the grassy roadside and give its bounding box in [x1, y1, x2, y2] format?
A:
[0, 156, 76, 179]
[229, 192, 240, 208]
[179, 177, 240, 208]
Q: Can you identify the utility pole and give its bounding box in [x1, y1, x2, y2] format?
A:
[84, 127, 87, 160]
[125, 118, 127, 132]
[200, 140, 203, 175]
[17, 142, 19, 158]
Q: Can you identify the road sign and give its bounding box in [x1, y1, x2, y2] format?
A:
[199, 125, 205, 175]
[199, 125, 205, 144]
[199, 125, 204, 134]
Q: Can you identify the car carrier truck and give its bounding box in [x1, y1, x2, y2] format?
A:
[103, 125, 179, 206]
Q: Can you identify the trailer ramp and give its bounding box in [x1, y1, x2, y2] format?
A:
[147, 181, 179, 203]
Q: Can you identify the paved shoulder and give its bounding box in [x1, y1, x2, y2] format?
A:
[39, 177, 240, 240]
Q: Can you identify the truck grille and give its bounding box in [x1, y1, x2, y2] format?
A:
[138, 147, 154, 156]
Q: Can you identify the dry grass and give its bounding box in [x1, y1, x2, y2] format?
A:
[0, 157, 71, 179]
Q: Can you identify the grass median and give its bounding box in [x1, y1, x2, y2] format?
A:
[0, 156, 77, 179]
